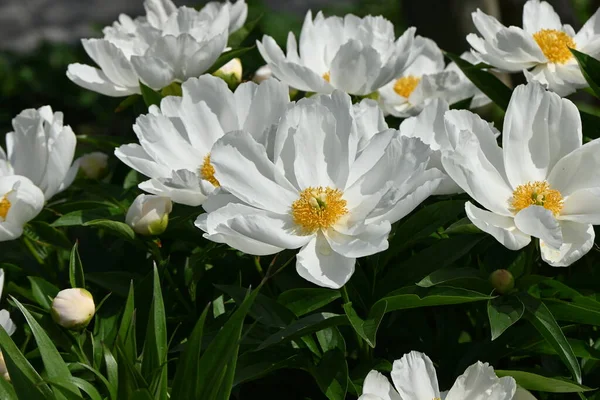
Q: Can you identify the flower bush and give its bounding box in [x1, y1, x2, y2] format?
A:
[1, 0, 600, 399]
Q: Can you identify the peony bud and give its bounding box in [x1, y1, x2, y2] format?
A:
[77, 152, 109, 179]
[0, 351, 9, 381]
[126, 194, 172, 236]
[214, 58, 243, 88]
[51, 288, 95, 330]
[489, 269, 515, 294]
[252, 65, 272, 83]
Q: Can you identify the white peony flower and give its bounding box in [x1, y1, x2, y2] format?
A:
[441, 82, 600, 266]
[0, 176, 45, 242]
[359, 351, 519, 400]
[51, 288, 96, 330]
[126, 194, 173, 235]
[1, 106, 79, 201]
[467, 0, 600, 96]
[378, 37, 491, 118]
[76, 152, 109, 180]
[67, 0, 248, 97]
[196, 92, 443, 288]
[397, 98, 500, 195]
[257, 11, 417, 96]
[115, 75, 290, 206]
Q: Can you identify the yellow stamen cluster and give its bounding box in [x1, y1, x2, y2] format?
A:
[533, 29, 575, 64]
[510, 180, 563, 216]
[393, 75, 421, 98]
[323, 71, 331, 83]
[0, 195, 11, 221]
[199, 154, 220, 187]
[291, 187, 348, 233]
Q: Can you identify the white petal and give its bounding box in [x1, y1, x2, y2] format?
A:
[399, 98, 449, 151]
[391, 351, 440, 400]
[575, 8, 600, 51]
[42, 125, 77, 200]
[361, 370, 402, 400]
[445, 361, 515, 400]
[540, 221, 594, 267]
[325, 220, 390, 259]
[67, 64, 137, 97]
[115, 144, 171, 179]
[547, 139, 600, 196]
[81, 39, 138, 87]
[441, 131, 513, 216]
[242, 78, 290, 143]
[131, 54, 175, 90]
[514, 205, 562, 249]
[503, 83, 581, 188]
[561, 188, 600, 224]
[353, 99, 388, 148]
[210, 130, 298, 213]
[139, 169, 207, 206]
[523, 0, 563, 33]
[329, 40, 381, 95]
[0, 310, 16, 336]
[465, 202, 531, 250]
[295, 234, 355, 289]
[524, 64, 586, 97]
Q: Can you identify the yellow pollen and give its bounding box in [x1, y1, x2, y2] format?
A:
[510, 181, 563, 216]
[393, 75, 421, 98]
[533, 29, 575, 64]
[199, 154, 220, 187]
[323, 71, 331, 83]
[0, 195, 11, 221]
[291, 187, 348, 233]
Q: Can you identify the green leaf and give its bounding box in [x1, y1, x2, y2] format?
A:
[69, 242, 85, 288]
[115, 94, 141, 112]
[528, 338, 600, 360]
[139, 81, 163, 107]
[487, 295, 524, 340]
[28, 276, 59, 311]
[141, 265, 168, 400]
[83, 220, 136, 241]
[580, 109, 600, 139]
[375, 286, 493, 314]
[117, 281, 137, 364]
[0, 324, 54, 399]
[170, 305, 210, 399]
[417, 267, 489, 288]
[194, 285, 260, 399]
[384, 200, 466, 263]
[52, 208, 124, 227]
[76, 361, 118, 400]
[13, 298, 81, 398]
[570, 49, 600, 98]
[217, 284, 296, 327]
[496, 370, 592, 393]
[228, 14, 263, 48]
[544, 298, 600, 326]
[258, 313, 348, 350]
[25, 222, 71, 249]
[48, 377, 103, 400]
[207, 47, 254, 74]
[520, 294, 582, 384]
[445, 52, 512, 110]
[342, 301, 387, 348]
[234, 348, 312, 386]
[311, 349, 348, 400]
[103, 345, 119, 400]
[277, 288, 341, 317]
[0, 377, 17, 400]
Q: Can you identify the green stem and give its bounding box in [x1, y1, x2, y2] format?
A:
[254, 256, 265, 279]
[340, 286, 372, 361]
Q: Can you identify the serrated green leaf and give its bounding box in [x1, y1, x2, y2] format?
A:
[69, 242, 85, 288]
[488, 295, 524, 340]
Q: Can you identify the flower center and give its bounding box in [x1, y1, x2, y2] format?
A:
[510, 180, 563, 215]
[533, 29, 575, 64]
[291, 187, 348, 233]
[393, 75, 421, 98]
[199, 154, 220, 187]
[0, 195, 11, 221]
[323, 71, 331, 83]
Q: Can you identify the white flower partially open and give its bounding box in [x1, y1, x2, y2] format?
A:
[467, 0, 600, 96]
[67, 0, 248, 96]
[359, 351, 519, 400]
[379, 37, 491, 118]
[257, 11, 417, 96]
[115, 75, 290, 206]
[2, 106, 78, 201]
[442, 82, 600, 266]
[196, 92, 442, 288]
[0, 176, 45, 242]
[126, 194, 173, 235]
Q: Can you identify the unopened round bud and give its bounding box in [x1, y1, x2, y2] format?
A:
[0, 351, 9, 381]
[51, 288, 95, 330]
[126, 194, 172, 236]
[214, 58, 243, 87]
[489, 269, 515, 294]
[77, 152, 109, 179]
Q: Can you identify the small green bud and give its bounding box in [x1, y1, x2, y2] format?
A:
[489, 269, 515, 294]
